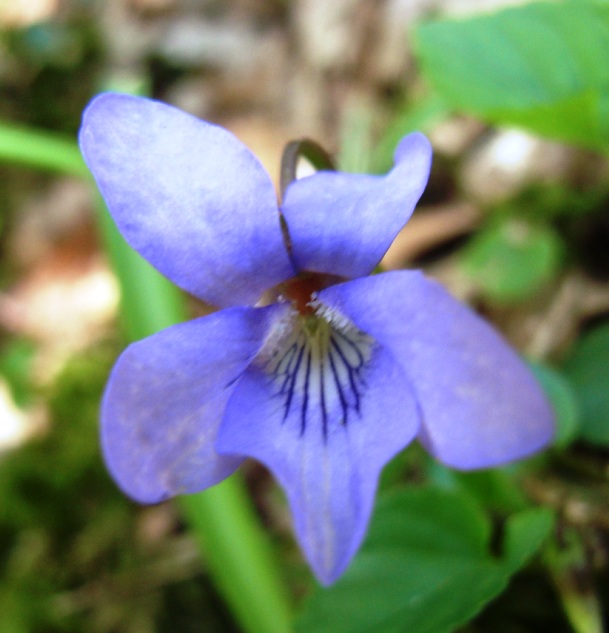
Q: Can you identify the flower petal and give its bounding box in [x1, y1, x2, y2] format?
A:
[79, 93, 295, 307]
[281, 133, 432, 278]
[320, 271, 554, 469]
[216, 310, 419, 583]
[102, 304, 288, 503]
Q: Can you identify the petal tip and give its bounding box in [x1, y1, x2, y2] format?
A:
[79, 92, 136, 162]
[311, 559, 350, 587]
[394, 131, 433, 166]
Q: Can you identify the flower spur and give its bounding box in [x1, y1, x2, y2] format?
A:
[79, 93, 554, 585]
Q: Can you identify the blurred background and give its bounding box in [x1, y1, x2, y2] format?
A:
[1, 0, 608, 631]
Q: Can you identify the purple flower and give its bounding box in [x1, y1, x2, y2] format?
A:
[79, 93, 554, 585]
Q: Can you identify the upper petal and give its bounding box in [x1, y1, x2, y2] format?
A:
[216, 309, 419, 583]
[102, 304, 288, 503]
[319, 271, 555, 470]
[281, 133, 432, 278]
[79, 93, 295, 307]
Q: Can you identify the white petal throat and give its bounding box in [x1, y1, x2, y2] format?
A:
[257, 308, 374, 440]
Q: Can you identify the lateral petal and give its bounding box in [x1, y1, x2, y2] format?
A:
[281, 133, 432, 278]
[320, 271, 554, 470]
[102, 304, 288, 503]
[217, 310, 419, 583]
[79, 93, 295, 307]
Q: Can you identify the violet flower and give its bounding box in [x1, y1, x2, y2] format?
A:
[79, 93, 554, 585]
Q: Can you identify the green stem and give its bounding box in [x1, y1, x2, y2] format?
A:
[0, 119, 293, 633]
[0, 121, 89, 177]
[179, 480, 293, 633]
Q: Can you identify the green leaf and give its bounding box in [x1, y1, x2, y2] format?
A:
[414, 0, 609, 151]
[296, 487, 553, 633]
[562, 322, 609, 445]
[460, 218, 563, 303]
[502, 507, 554, 571]
[529, 362, 581, 447]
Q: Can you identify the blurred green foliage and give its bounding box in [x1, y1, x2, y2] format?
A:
[415, 0, 609, 152]
[0, 17, 101, 133]
[563, 323, 609, 446]
[0, 345, 239, 633]
[460, 217, 563, 304]
[529, 362, 581, 448]
[0, 338, 36, 407]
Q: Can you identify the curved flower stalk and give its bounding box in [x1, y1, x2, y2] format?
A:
[79, 93, 554, 585]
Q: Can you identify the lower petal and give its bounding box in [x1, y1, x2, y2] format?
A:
[216, 310, 419, 584]
[102, 304, 288, 503]
[320, 271, 555, 470]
